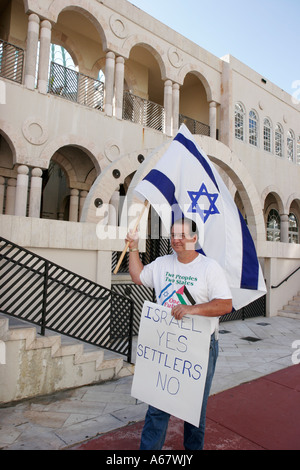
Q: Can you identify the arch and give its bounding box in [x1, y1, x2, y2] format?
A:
[39, 134, 101, 174]
[286, 193, 300, 214]
[122, 34, 167, 80]
[81, 147, 157, 223]
[0, 119, 27, 165]
[261, 186, 285, 214]
[47, 0, 108, 50]
[177, 64, 215, 103]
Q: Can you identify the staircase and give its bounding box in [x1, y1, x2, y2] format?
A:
[0, 314, 134, 404]
[278, 292, 300, 319]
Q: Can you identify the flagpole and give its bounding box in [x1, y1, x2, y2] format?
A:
[113, 200, 149, 275]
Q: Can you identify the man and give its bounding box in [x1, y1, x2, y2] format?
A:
[126, 217, 232, 450]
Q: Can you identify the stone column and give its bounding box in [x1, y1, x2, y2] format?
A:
[172, 83, 180, 135]
[0, 177, 5, 214]
[69, 189, 79, 222]
[79, 190, 88, 221]
[209, 101, 217, 139]
[104, 51, 115, 116]
[15, 165, 29, 216]
[37, 20, 52, 94]
[280, 213, 289, 243]
[24, 13, 40, 90]
[5, 179, 16, 215]
[29, 168, 43, 218]
[164, 80, 173, 136]
[115, 56, 125, 119]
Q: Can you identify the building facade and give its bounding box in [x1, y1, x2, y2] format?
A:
[0, 0, 299, 317]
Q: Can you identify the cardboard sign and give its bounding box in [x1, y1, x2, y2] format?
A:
[131, 301, 212, 427]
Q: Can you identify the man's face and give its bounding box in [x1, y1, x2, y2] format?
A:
[170, 221, 197, 252]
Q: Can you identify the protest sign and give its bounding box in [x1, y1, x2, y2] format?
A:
[131, 301, 212, 426]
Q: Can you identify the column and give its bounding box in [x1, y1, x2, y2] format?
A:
[0, 177, 5, 214]
[5, 179, 16, 215]
[115, 56, 125, 119]
[15, 165, 29, 217]
[280, 213, 289, 243]
[104, 51, 115, 116]
[24, 13, 40, 90]
[69, 189, 79, 222]
[172, 83, 180, 135]
[164, 80, 173, 136]
[37, 20, 52, 94]
[209, 101, 217, 139]
[29, 168, 43, 218]
[79, 190, 88, 221]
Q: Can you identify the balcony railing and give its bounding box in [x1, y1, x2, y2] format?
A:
[179, 113, 210, 136]
[0, 48, 210, 136]
[48, 61, 104, 110]
[0, 39, 24, 84]
[123, 90, 165, 132]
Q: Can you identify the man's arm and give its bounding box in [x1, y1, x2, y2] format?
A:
[126, 231, 144, 285]
[171, 298, 232, 320]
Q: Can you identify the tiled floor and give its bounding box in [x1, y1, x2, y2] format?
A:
[0, 315, 299, 450]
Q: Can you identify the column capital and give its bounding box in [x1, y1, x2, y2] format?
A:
[106, 51, 116, 60]
[31, 167, 43, 178]
[17, 165, 29, 175]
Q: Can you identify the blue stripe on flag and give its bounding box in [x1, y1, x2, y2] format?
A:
[144, 169, 177, 206]
[174, 132, 220, 192]
[239, 211, 259, 290]
[143, 169, 184, 224]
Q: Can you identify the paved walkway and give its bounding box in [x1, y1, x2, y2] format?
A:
[0, 315, 299, 450]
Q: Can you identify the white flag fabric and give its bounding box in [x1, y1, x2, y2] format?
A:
[134, 124, 266, 311]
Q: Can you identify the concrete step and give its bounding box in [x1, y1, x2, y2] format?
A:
[278, 309, 300, 319]
[0, 313, 133, 404]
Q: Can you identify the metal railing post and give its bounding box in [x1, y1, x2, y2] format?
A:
[40, 260, 49, 336]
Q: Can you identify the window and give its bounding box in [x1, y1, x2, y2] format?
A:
[275, 124, 283, 158]
[50, 44, 75, 70]
[235, 103, 245, 141]
[263, 118, 272, 152]
[249, 110, 258, 146]
[297, 136, 300, 165]
[267, 209, 280, 241]
[289, 213, 299, 243]
[287, 130, 295, 162]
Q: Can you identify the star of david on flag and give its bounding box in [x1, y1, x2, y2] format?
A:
[134, 124, 266, 310]
[187, 183, 220, 223]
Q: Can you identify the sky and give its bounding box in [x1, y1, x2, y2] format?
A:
[129, 0, 299, 97]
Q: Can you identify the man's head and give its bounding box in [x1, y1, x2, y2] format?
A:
[170, 218, 198, 252]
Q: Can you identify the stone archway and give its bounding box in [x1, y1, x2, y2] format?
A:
[81, 147, 158, 223]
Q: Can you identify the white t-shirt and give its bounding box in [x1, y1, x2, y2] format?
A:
[140, 253, 232, 334]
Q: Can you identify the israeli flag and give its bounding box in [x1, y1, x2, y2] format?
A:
[134, 124, 266, 310]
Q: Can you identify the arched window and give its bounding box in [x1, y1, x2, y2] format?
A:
[267, 209, 280, 241]
[235, 103, 245, 141]
[297, 135, 300, 165]
[50, 44, 75, 70]
[275, 124, 283, 158]
[263, 118, 272, 152]
[249, 110, 258, 146]
[287, 130, 295, 162]
[289, 213, 299, 243]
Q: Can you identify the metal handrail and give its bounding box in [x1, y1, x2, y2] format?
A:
[0, 237, 133, 362]
[271, 266, 300, 289]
